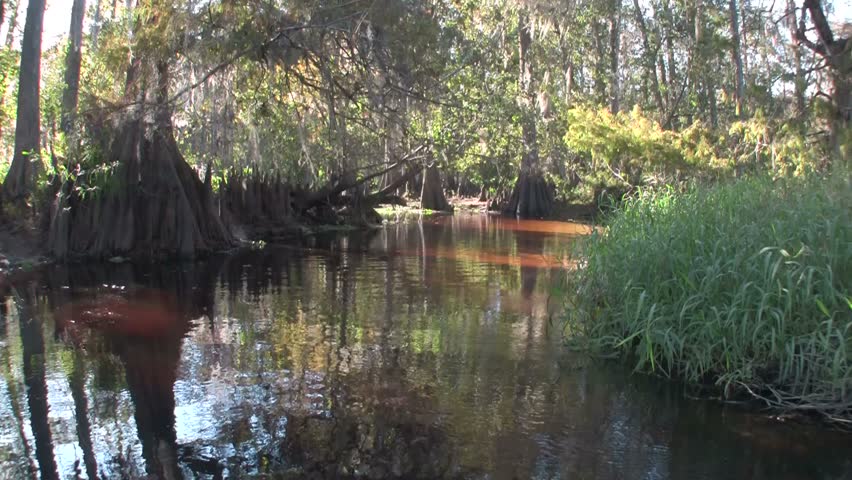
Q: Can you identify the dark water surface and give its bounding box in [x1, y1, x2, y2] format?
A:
[1, 215, 850, 479]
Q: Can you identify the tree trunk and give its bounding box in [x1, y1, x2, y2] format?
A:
[740, 0, 749, 73]
[608, 0, 622, 114]
[708, 77, 718, 127]
[693, 0, 707, 120]
[47, 60, 234, 259]
[662, 0, 678, 124]
[503, 11, 552, 219]
[4, 0, 17, 47]
[797, 0, 851, 161]
[694, 0, 718, 127]
[90, 0, 101, 49]
[294, 107, 315, 184]
[558, 26, 574, 106]
[829, 65, 851, 162]
[320, 50, 350, 178]
[155, 60, 170, 127]
[729, 0, 746, 117]
[564, 61, 574, 106]
[3, 0, 45, 200]
[382, 90, 406, 193]
[633, 0, 665, 118]
[123, 1, 142, 103]
[420, 164, 451, 212]
[592, 21, 607, 104]
[60, 0, 86, 134]
[48, 115, 235, 259]
[786, 0, 806, 117]
[124, 52, 142, 102]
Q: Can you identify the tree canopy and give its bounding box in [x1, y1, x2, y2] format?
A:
[0, 0, 848, 255]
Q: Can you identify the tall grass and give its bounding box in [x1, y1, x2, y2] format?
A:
[565, 171, 852, 422]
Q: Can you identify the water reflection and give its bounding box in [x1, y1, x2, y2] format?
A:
[18, 287, 59, 480]
[0, 215, 850, 479]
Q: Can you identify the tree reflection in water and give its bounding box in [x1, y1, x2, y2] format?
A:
[45, 270, 192, 478]
[0, 216, 850, 480]
[18, 285, 59, 480]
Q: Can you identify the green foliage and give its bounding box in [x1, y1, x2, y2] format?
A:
[564, 106, 689, 182]
[0, 0, 840, 208]
[725, 113, 825, 176]
[58, 124, 121, 200]
[565, 170, 852, 420]
[40, 45, 65, 135]
[560, 106, 721, 203]
[0, 45, 20, 163]
[559, 106, 825, 204]
[79, 20, 132, 103]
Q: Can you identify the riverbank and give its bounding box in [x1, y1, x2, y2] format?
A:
[0, 216, 51, 274]
[565, 170, 852, 426]
[0, 187, 600, 267]
[0, 196, 382, 267]
[377, 197, 600, 223]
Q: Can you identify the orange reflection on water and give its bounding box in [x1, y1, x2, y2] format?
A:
[429, 215, 594, 235]
[396, 246, 577, 269]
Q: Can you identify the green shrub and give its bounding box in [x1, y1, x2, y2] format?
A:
[560, 107, 825, 205]
[565, 170, 852, 421]
[563, 106, 697, 191]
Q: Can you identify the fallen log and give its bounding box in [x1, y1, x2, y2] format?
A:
[297, 144, 428, 211]
[366, 163, 424, 202]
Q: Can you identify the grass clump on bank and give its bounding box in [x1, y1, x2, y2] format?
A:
[376, 205, 443, 222]
[566, 171, 852, 423]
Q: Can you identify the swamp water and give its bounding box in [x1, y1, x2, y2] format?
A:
[0, 215, 850, 479]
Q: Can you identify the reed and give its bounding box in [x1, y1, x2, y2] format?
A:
[565, 170, 852, 423]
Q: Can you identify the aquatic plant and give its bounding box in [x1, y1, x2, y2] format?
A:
[565, 170, 852, 423]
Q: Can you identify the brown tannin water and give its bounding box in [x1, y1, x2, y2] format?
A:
[0, 215, 850, 479]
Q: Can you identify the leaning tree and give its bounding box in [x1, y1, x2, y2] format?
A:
[795, 0, 851, 161]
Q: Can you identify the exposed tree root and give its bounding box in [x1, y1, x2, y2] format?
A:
[502, 173, 553, 218]
[220, 172, 294, 226]
[420, 165, 452, 212]
[217, 163, 412, 238]
[47, 117, 233, 260]
[44, 122, 433, 258]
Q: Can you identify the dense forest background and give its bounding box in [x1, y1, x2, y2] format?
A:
[0, 0, 848, 257]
